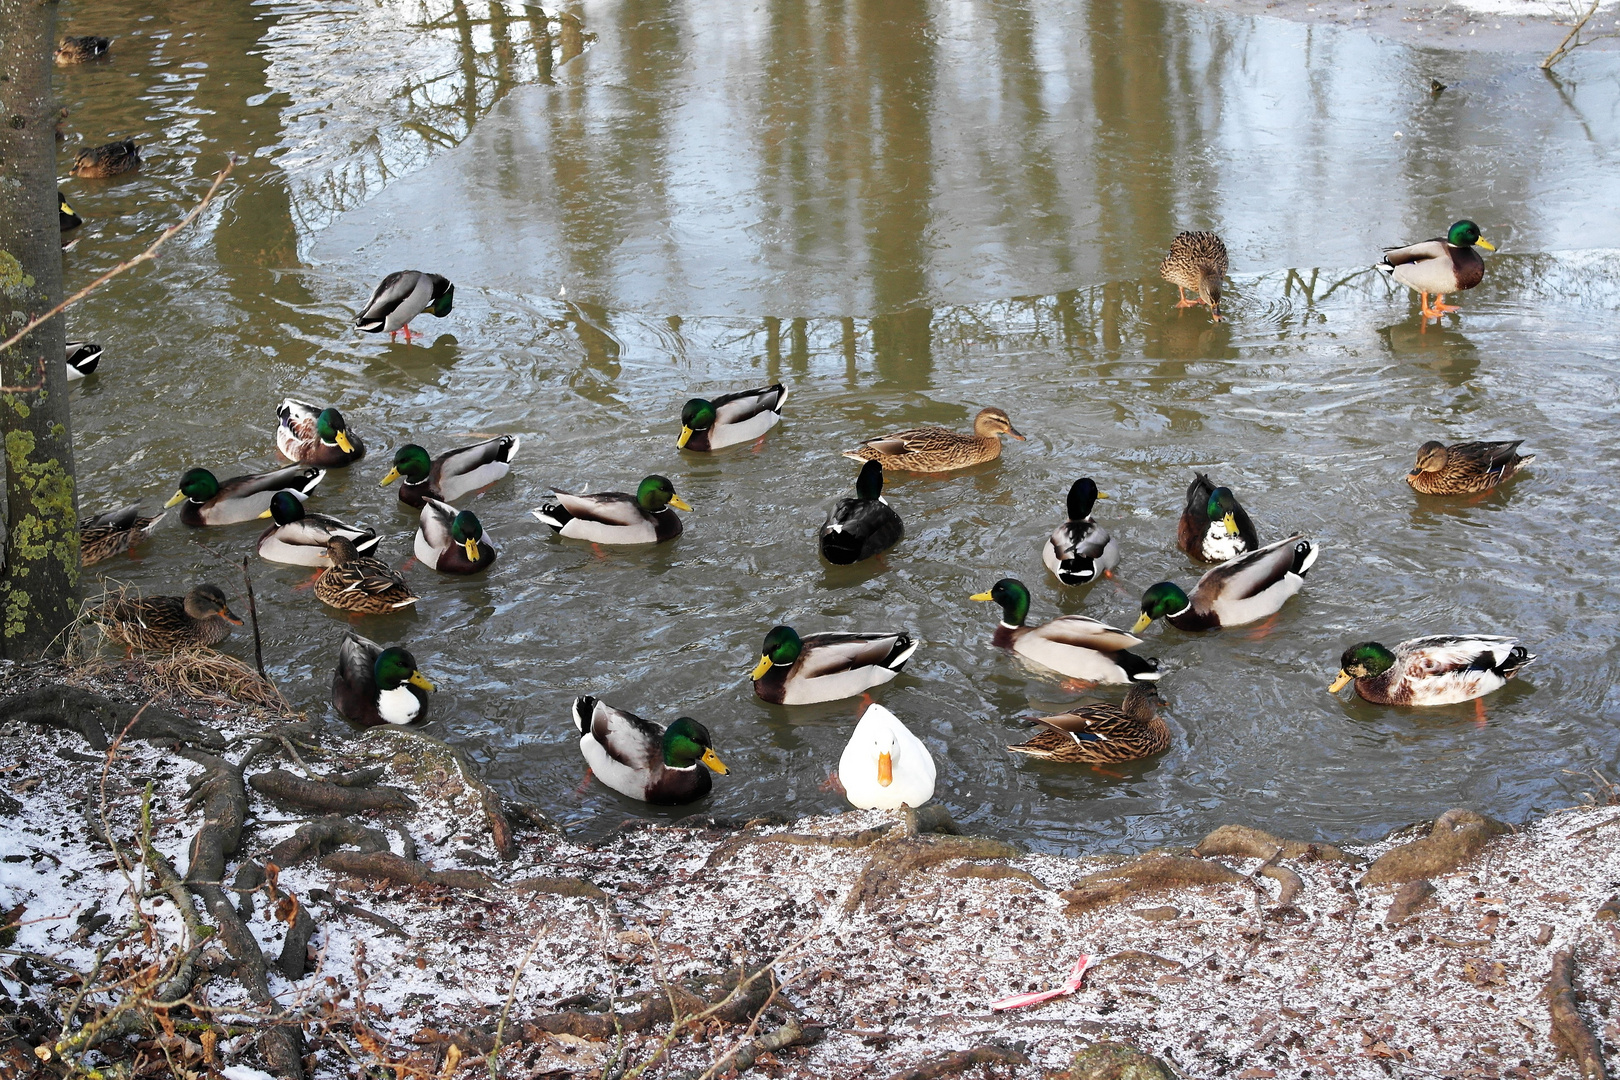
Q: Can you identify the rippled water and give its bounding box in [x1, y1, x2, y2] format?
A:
[52, 0, 1620, 853]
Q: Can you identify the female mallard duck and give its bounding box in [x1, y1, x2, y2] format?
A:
[573, 697, 728, 805]
[972, 578, 1160, 684]
[1376, 220, 1495, 321]
[1160, 231, 1228, 321]
[257, 490, 378, 567]
[71, 139, 140, 178]
[381, 436, 519, 508]
[1407, 439, 1534, 496]
[90, 584, 241, 651]
[79, 505, 164, 565]
[533, 475, 689, 545]
[416, 498, 496, 573]
[679, 384, 788, 450]
[838, 703, 934, 810]
[276, 399, 365, 467]
[314, 537, 418, 613]
[165, 464, 325, 527]
[1134, 535, 1318, 633]
[332, 632, 434, 727]
[167, 466, 325, 527]
[1329, 636, 1535, 706]
[1044, 477, 1117, 587]
[842, 407, 1024, 473]
[1006, 683, 1169, 764]
[750, 625, 918, 705]
[59, 191, 83, 235]
[65, 341, 102, 381]
[1177, 473, 1258, 563]
[55, 35, 111, 63]
[820, 460, 903, 565]
[354, 271, 454, 343]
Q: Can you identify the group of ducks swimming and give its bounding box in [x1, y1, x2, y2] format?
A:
[58, 65, 1528, 816]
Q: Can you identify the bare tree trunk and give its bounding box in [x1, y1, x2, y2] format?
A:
[0, 0, 82, 658]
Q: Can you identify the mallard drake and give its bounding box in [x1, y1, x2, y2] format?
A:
[90, 584, 242, 651]
[416, 498, 496, 573]
[750, 625, 918, 705]
[820, 460, 903, 565]
[1159, 231, 1228, 321]
[79, 505, 163, 565]
[1006, 683, 1169, 764]
[65, 341, 102, 381]
[354, 271, 454, 343]
[313, 537, 417, 613]
[59, 191, 83, 234]
[679, 384, 788, 450]
[838, 703, 934, 810]
[55, 35, 111, 64]
[1329, 636, 1535, 706]
[381, 436, 519, 508]
[276, 400, 365, 467]
[71, 139, 140, 178]
[257, 490, 378, 567]
[1177, 473, 1258, 563]
[1376, 220, 1494, 321]
[972, 578, 1160, 684]
[573, 697, 727, 804]
[1407, 440, 1534, 496]
[332, 632, 434, 727]
[1135, 535, 1317, 633]
[842, 407, 1024, 473]
[533, 475, 689, 545]
[1043, 477, 1117, 586]
[165, 464, 325, 527]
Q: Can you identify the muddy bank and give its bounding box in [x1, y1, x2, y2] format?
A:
[2, 663, 1618, 1079]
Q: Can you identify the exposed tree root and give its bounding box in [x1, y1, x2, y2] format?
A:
[884, 1043, 1030, 1080]
[1547, 949, 1608, 1079]
[510, 874, 607, 899]
[319, 850, 496, 893]
[705, 824, 895, 868]
[942, 862, 1051, 889]
[307, 888, 410, 939]
[1, 685, 224, 750]
[1384, 878, 1436, 926]
[675, 1014, 823, 1079]
[1362, 809, 1512, 886]
[278, 896, 317, 981]
[1259, 863, 1304, 908]
[845, 836, 1022, 913]
[524, 970, 776, 1040]
[248, 767, 418, 813]
[1063, 855, 1245, 915]
[265, 815, 391, 867]
[1196, 823, 1353, 864]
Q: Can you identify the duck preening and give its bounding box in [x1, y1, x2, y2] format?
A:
[355, 271, 454, 343]
[79, 505, 163, 565]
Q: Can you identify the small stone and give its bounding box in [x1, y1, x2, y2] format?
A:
[1065, 1040, 1179, 1080]
[1133, 906, 1180, 922]
[1385, 878, 1436, 925]
[1595, 896, 1620, 922]
[1535, 923, 1555, 945]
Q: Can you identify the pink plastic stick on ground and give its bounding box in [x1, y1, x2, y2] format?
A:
[988, 953, 1093, 1012]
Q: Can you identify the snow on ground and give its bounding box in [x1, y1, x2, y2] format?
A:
[4, 662, 1620, 1078]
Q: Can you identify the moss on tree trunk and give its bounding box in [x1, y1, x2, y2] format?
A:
[1, 0, 82, 658]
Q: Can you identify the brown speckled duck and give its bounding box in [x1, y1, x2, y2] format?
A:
[90, 584, 242, 651]
[842, 407, 1023, 473]
[1406, 440, 1534, 496]
[314, 537, 418, 614]
[1005, 683, 1169, 764]
[71, 139, 140, 178]
[79, 505, 164, 565]
[1160, 231, 1228, 321]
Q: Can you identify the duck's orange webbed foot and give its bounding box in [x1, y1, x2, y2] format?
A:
[1174, 286, 1199, 309]
[1244, 613, 1282, 641]
[1473, 697, 1488, 728]
[1431, 295, 1460, 314]
[575, 767, 595, 794]
[1089, 762, 1129, 780]
[820, 770, 847, 795]
[1061, 678, 1097, 693]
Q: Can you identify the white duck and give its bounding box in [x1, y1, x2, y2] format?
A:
[838, 704, 935, 811]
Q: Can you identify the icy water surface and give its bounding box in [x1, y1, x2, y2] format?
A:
[50, 0, 1620, 852]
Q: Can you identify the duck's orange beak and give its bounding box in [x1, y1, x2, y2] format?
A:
[877, 752, 893, 787]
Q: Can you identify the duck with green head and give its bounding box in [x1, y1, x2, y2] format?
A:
[1329, 636, 1534, 706]
[166, 464, 326, 527]
[1135, 535, 1317, 633]
[332, 632, 435, 727]
[678, 383, 788, 450]
[1044, 477, 1117, 586]
[354, 271, 454, 343]
[1177, 473, 1258, 563]
[750, 624, 918, 705]
[573, 697, 728, 804]
[380, 435, 519, 508]
[416, 498, 496, 573]
[533, 474, 691, 545]
[256, 490, 378, 567]
[277, 399, 366, 467]
[972, 577, 1159, 684]
[1376, 220, 1495, 321]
